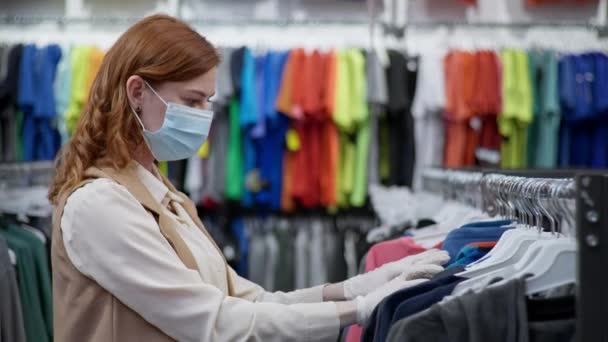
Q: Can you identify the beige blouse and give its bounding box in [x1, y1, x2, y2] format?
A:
[60, 163, 340, 342]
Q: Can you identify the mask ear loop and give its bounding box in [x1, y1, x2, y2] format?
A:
[129, 103, 147, 131]
[144, 80, 168, 106]
[129, 79, 167, 132]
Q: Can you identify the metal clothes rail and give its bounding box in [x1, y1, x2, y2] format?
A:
[422, 167, 608, 342]
[0, 15, 604, 29]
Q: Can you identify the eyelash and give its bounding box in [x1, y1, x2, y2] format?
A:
[184, 99, 199, 107]
[183, 96, 214, 107]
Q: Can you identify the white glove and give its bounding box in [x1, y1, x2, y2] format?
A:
[343, 249, 449, 300]
[356, 277, 428, 325]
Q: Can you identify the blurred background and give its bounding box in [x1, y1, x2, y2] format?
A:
[0, 2, 605, 340]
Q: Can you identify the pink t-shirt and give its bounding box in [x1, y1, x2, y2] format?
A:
[346, 237, 427, 342]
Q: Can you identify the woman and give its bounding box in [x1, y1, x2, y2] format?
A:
[48, 14, 449, 342]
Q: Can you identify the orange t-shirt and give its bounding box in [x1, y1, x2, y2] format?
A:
[276, 52, 294, 116]
[302, 50, 325, 119]
[289, 48, 307, 120]
[276, 50, 310, 119]
[84, 47, 105, 104]
[320, 120, 339, 207]
[444, 51, 478, 168]
[323, 50, 338, 121]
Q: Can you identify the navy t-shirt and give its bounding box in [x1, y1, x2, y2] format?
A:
[362, 266, 465, 342]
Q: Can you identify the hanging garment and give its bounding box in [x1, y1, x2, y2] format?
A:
[447, 245, 493, 268]
[387, 278, 575, 342]
[526, 50, 561, 168]
[362, 267, 466, 342]
[499, 49, 533, 169]
[345, 237, 427, 342]
[472, 51, 502, 166]
[561, 54, 595, 167]
[0, 235, 27, 342]
[0, 44, 22, 162]
[440, 220, 513, 261]
[250, 53, 267, 139]
[230, 218, 249, 278]
[332, 49, 371, 206]
[308, 218, 328, 287]
[64, 46, 92, 135]
[202, 106, 229, 205]
[261, 51, 290, 210]
[443, 50, 478, 168]
[53, 45, 72, 145]
[385, 50, 417, 187]
[19, 44, 63, 161]
[1, 226, 51, 342]
[247, 221, 266, 286]
[320, 120, 339, 208]
[324, 50, 338, 121]
[558, 54, 577, 167]
[411, 50, 446, 188]
[215, 47, 235, 106]
[591, 52, 608, 168]
[294, 219, 310, 289]
[277, 48, 305, 120]
[226, 98, 243, 201]
[273, 219, 296, 292]
[263, 227, 279, 291]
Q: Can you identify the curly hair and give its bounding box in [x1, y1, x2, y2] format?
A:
[48, 14, 220, 204]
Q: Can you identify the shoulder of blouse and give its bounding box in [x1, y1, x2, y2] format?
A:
[60, 177, 158, 274]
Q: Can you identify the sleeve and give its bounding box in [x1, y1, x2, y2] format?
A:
[230, 267, 327, 304]
[61, 179, 340, 342]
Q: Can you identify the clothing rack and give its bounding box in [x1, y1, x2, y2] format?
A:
[422, 167, 608, 342]
[1, 15, 605, 30]
[0, 15, 371, 27]
[0, 161, 55, 188]
[380, 21, 608, 38]
[0, 161, 54, 173]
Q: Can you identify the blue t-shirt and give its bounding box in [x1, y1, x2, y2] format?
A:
[568, 54, 596, 167]
[251, 54, 267, 139]
[254, 51, 290, 209]
[441, 221, 512, 261]
[19, 44, 62, 161]
[592, 53, 608, 168]
[447, 245, 492, 268]
[240, 47, 257, 128]
[231, 218, 249, 278]
[558, 55, 576, 167]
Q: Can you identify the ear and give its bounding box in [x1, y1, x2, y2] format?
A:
[126, 75, 146, 113]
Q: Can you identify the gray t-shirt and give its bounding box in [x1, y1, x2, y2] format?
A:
[387, 278, 575, 342]
[215, 47, 235, 106]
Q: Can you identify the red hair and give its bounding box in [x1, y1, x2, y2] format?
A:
[48, 14, 220, 204]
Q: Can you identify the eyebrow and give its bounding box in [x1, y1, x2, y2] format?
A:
[184, 89, 214, 98]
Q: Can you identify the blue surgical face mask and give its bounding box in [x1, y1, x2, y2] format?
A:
[132, 81, 214, 161]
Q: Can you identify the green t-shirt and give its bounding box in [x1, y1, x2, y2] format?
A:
[499, 50, 532, 168]
[65, 46, 92, 136]
[226, 97, 243, 200]
[0, 227, 50, 342]
[350, 116, 370, 208]
[527, 50, 561, 168]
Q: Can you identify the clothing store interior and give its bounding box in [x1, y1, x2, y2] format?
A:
[1, 0, 608, 341]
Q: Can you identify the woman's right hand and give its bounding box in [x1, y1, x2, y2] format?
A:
[355, 276, 429, 325]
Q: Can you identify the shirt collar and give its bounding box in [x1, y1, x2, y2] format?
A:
[135, 162, 169, 205]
